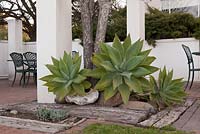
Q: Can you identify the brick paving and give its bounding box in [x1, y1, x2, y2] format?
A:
[0, 125, 46, 134]
[0, 79, 37, 105]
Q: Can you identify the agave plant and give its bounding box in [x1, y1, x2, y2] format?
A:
[40, 52, 91, 101]
[88, 35, 158, 104]
[149, 67, 187, 109]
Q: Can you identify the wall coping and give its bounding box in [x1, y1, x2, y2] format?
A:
[1, 38, 199, 45]
[0, 40, 8, 43]
[23, 42, 36, 45]
[155, 38, 198, 43]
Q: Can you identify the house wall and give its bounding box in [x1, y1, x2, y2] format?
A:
[145, 0, 161, 10]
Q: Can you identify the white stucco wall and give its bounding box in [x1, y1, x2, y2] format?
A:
[0, 41, 8, 79]
[144, 38, 200, 81]
[0, 41, 84, 79]
[1, 38, 200, 82]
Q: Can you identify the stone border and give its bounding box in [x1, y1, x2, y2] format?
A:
[139, 98, 196, 128]
[0, 116, 71, 133]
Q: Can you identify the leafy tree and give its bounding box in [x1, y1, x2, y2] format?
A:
[0, 24, 7, 40]
[105, 6, 126, 42]
[0, 0, 36, 41]
[193, 18, 200, 40]
[145, 7, 196, 47]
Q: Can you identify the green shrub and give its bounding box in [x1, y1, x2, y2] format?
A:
[193, 18, 200, 40]
[87, 35, 158, 104]
[40, 52, 91, 101]
[0, 25, 8, 40]
[145, 7, 198, 47]
[37, 108, 67, 122]
[149, 67, 187, 109]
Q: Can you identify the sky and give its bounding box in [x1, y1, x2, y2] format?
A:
[118, 0, 127, 6]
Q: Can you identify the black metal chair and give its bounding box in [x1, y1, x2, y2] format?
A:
[10, 52, 28, 87]
[182, 45, 200, 89]
[23, 52, 37, 85]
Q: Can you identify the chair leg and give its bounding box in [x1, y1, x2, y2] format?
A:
[185, 70, 191, 89]
[20, 74, 23, 85]
[26, 72, 30, 86]
[22, 72, 26, 87]
[34, 72, 37, 85]
[12, 72, 16, 87]
[190, 70, 195, 89]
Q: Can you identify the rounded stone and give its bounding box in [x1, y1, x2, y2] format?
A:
[10, 110, 18, 115]
[65, 90, 99, 106]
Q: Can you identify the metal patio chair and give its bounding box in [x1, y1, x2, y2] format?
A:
[182, 45, 200, 89]
[23, 52, 37, 85]
[10, 52, 28, 87]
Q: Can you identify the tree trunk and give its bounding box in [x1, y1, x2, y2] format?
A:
[80, 0, 94, 69]
[94, 0, 112, 52]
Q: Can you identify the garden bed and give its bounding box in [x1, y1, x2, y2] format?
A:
[0, 109, 83, 124]
[0, 107, 86, 133]
[0, 97, 195, 133]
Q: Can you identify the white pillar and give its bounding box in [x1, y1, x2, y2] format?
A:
[127, 0, 145, 42]
[7, 19, 23, 80]
[37, 0, 72, 103]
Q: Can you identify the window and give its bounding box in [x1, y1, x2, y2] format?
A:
[161, 0, 200, 17]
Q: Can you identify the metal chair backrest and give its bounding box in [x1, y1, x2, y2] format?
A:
[10, 52, 24, 68]
[23, 52, 37, 68]
[182, 44, 193, 64]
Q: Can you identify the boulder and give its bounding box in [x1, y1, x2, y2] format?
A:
[97, 92, 123, 107]
[65, 90, 99, 106]
[120, 101, 156, 114]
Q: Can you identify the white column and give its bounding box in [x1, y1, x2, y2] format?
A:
[7, 19, 23, 80]
[37, 0, 72, 103]
[127, 0, 145, 42]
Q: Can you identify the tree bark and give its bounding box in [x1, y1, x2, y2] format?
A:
[80, 0, 94, 69]
[94, 0, 112, 52]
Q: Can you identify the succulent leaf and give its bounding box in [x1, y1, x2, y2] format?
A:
[40, 52, 91, 100]
[90, 35, 158, 104]
[149, 67, 187, 109]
